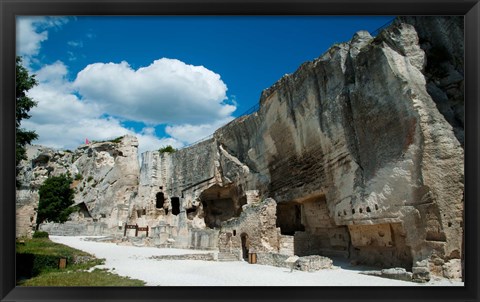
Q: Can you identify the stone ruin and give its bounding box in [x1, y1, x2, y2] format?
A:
[16, 17, 464, 282]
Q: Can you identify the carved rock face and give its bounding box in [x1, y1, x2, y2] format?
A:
[17, 17, 463, 280]
[208, 18, 463, 274]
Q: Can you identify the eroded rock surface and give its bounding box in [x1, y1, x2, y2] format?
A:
[16, 136, 140, 237]
[17, 17, 463, 281]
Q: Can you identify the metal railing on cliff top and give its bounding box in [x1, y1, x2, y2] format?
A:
[180, 17, 396, 150]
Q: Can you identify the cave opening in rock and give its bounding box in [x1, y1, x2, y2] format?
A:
[186, 206, 197, 220]
[78, 202, 92, 219]
[156, 192, 165, 209]
[199, 184, 246, 229]
[171, 197, 180, 215]
[276, 201, 305, 235]
[278, 195, 351, 258]
[293, 195, 348, 257]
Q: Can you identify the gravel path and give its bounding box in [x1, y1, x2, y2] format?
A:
[50, 236, 464, 287]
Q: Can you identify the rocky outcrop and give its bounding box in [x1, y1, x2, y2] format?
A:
[16, 17, 463, 281]
[69, 135, 140, 228]
[395, 16, 464, 146]
[16, 145, 75, 237]
[16, 135, 140, 237]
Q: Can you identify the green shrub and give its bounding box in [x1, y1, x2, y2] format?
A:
[74, 173, 83, 180]
[32, 231, 49, 239]
[110, 136, 124, 143]
[93, 136, 124, 144]
[159, 145, 176, 153]
[32, 254, 64, 275]
[16, 253, 60, 278]
[87, 176, 94, 182]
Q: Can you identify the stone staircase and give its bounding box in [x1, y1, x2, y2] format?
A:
[217, 252, 239, 262]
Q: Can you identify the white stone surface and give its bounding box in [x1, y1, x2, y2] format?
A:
[51, 236, 463, 287]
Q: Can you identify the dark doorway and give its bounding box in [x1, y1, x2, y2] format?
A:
[241, 233, 249, 261]
[171, 197, 180, 215]
[156, 192, 165, 209]
[199, 184, 245, 229]
[78, 202, 92, 218]
[276, 202, 305, 235]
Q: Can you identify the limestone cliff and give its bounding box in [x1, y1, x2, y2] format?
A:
[136, 16, 463, 279]
[16, 16, 464, 281]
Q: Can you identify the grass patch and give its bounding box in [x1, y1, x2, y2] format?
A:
[19, 268, 145, 286]
[16, 238, 145, 286]
[17, 238, 90, 258]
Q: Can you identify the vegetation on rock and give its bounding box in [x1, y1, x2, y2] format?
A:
[159, 145, 176, 153]
[36, 174, 77, 228]
[92, 136, 125, 144]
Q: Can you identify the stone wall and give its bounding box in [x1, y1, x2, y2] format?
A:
[256, 253, 291, 269]
[39, 221, 109, 236]
[188, 229, 219, 250]
[220, 198, 280, 257]
[348, 223, 412, 269]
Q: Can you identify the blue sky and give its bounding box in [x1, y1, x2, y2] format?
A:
[17, 16, 393, 155]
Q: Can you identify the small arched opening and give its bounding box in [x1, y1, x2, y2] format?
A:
[240, 233, 249, 261]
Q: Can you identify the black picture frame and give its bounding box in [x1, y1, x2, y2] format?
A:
[1, 0, 478, 301]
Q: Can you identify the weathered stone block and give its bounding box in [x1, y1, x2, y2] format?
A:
[295, 255, 333, 272]
[442, 259, 462, 280]
[412, 266, 431, 283]
[380, 268, 413, 282]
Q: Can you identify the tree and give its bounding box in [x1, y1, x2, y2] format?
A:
[16, 56, 38, 182]
[36, 174, 77, 229]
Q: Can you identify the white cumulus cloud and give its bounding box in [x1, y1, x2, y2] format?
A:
[23, 61, 119, 148]
[73, 58, 235, 125]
